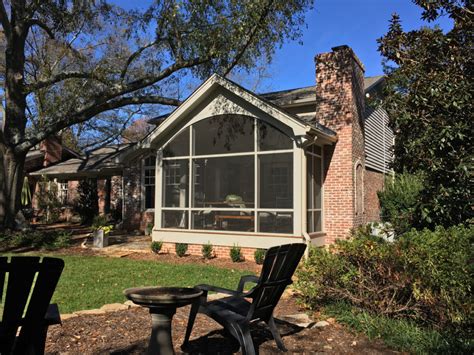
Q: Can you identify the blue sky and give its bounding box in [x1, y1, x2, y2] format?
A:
[112, 0, 453, 92]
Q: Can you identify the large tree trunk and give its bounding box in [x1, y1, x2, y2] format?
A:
[0, 2, 29, 229]
[0, 147, 25, 229]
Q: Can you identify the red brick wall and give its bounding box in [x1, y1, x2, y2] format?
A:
[315, 45, 366, 243]
[364, 168, 385, 222]
[39, 136, 62, 167]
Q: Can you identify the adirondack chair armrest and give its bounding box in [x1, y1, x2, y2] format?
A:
[195, 284, 242, 297]
[44, 304, 61, 325]
[237, 275, 259, 292]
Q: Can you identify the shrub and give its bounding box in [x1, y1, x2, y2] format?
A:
[35, 176, 62, 223]
[175, 243, 188, 257]
[254, 248, 266, 264]
[294, 225, 473, 333]
[92, 215, 108, 229]
[0, 230, 72, 250]
[76, 179, 99, 224]
[150, 241, 163, 254]
[377, 173, 423, 236]
[230, 244, 242, 262]
[202, 242, 214, 259]
[146, 223, 154, 236]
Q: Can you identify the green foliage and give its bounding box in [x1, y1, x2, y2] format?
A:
[323, 302, 471, 354]
[150, 241, 163, 254]
[377, 173, 424, 235]
[146, 223, 154, 236]
[378, 1, 473, 228]
[92, 215, 108, 229]
[201, 242, 214, 259]
[230, 244, 243, 262]
[75, 179, 98, 224]
[0, 230, 72, 250]
[175, 243, 188, 257]
[254, 248, 266, 264]
[35, 176, 62, 223]
[295, 225, 473, 333]
[21, 176, 31, 206]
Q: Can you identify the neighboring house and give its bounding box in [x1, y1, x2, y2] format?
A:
[32, 45, 394, 256]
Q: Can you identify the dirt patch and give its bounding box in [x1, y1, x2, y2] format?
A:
[45, 298, 399, 354]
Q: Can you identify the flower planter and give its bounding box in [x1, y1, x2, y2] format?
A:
[93, 229, 108, 248]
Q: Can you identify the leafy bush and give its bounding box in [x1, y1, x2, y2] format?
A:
[35, 176, 62, 223]
[92, 215, 108, 229]
[0, 230, 72, 250]
[175, 243, 188, 257]
[75, 179, 99, 224]
[295, 225, 473, 333]
[254, 248, 266, 264]
[377, 173, 423, 236]
[146, 223, 154, 236]
[230, 244, 242, 262]
[202, 242, 214, 259]
[150, 241, 163, 254]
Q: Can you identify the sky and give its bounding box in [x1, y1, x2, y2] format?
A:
[112, 0, 452, 94]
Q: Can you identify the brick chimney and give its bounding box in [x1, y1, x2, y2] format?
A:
[40, 135, 63, 167]
[315, 45, 366, 243]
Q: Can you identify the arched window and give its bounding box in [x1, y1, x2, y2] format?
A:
[355, 162, 364, 215]
[160, 115, 295, 234]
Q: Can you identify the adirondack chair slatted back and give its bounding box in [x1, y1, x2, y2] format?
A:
[248, 243, 306, 322]
[0, 256, 64, 355]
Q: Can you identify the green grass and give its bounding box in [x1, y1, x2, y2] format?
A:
[322, 302, 472, 354]
[41, 255, 252, 313]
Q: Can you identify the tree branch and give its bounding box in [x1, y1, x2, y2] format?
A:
[26, 19, 55, 39]
[24, 71, 106, 92]
[0, 1, 11, 40]
[120, 40, 158, 80]
[16, 95, 181, 153]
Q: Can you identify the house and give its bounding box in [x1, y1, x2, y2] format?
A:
[31, 45, 393, 257]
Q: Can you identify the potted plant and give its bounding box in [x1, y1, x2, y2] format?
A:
[92, 215, 113, 248]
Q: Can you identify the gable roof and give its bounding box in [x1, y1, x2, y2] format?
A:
[30, 144, 132, 178]
[138, 74, 337, 152]
[260, 75, 384, 106]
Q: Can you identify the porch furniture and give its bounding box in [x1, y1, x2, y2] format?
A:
[124, 286, 203, 355]
[214, 214, 255, 230]
[0, 256, 64, 355]
[182, 243, 306, 355]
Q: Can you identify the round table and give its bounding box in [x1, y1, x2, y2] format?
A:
[124, 286, 203, 355]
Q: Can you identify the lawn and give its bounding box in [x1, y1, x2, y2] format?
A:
[37, 255, 252, 314]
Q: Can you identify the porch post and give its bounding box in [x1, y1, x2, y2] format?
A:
[154, 148, 163, 231]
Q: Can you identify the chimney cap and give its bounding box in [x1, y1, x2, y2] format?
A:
[331, 45, 350, 51]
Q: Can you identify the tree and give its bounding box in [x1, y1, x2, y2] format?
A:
[121, 117, 153, 143]
[378, 0, 473, 228]
[0, 0, 313, 229]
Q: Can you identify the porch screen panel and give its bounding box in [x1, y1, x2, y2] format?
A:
[160, 115, 296, 235]
[307, 147, 323, 233]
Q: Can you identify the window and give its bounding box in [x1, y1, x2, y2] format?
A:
[143, 156, 156, 209]
[307, 145, 323, 233]
[57, 180, 68, 204]
[160, 115, 294, 234]
[355, 162, 364, 215]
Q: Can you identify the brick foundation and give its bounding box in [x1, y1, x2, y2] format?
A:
[160, 242, 257, 260]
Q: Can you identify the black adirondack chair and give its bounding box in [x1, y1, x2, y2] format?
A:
[0, 256, 64, 355]
[182, 243, 306, 355]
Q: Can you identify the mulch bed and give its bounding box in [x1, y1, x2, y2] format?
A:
[45, 298, 399, 354]
[54, 246, 263, 273]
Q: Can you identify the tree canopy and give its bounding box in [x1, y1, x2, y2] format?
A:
[0, 0, 314, 228]
[378, 0, 473, 228]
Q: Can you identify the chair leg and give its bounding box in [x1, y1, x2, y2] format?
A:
[182, 299, 200, 349]
[268, 316, 287, 352]
[235, 324, 255, 355]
